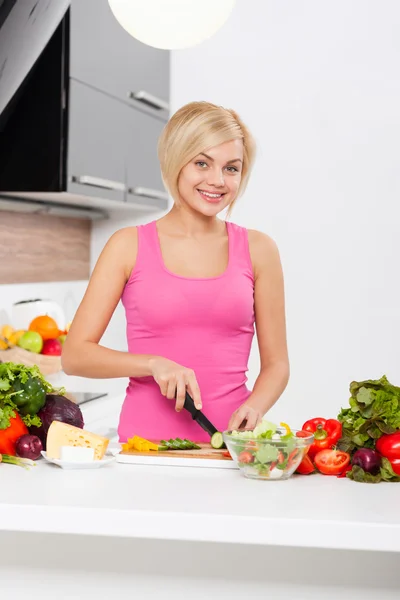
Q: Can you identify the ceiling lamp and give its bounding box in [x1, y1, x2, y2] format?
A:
[108, 0, 236, 50]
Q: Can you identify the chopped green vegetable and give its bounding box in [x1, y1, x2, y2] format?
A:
[211, 432, 225, 449]
[159, 438, 201, 451]
[337, 375, 400, 454]
[255, 444, 279, 464]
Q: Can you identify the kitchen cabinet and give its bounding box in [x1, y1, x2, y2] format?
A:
[70, 0, 169, 118]
[125, 105, 167, 207]
[0, 2, 170, 218]
[67, 79, 167, 207]
[67, 79, 127, 202]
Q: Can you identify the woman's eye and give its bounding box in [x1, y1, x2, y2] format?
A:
[195, 161, 208, 168]
[226, 166, 239, 173]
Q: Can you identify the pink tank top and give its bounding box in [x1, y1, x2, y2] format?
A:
[118, 220, 255, 442]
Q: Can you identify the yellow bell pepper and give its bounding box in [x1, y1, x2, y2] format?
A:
[124, 435, 159, 452]
[280, 422, 292, 436]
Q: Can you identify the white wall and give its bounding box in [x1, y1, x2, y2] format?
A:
[171, 0, 400, 427]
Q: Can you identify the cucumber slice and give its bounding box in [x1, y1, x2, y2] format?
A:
[211, 431, 225, 449]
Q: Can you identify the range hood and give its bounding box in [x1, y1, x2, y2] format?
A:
[0, 0, 169, 220]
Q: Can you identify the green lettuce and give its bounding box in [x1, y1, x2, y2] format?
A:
[337, 375, 400, 454]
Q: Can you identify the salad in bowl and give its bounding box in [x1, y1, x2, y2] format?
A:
[223, 420, 314, 480]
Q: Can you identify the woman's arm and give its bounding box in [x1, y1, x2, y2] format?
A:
[228, 230, 290, 430]
[62, 227, 153, 378]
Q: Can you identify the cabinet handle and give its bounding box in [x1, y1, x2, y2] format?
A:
[128, 90, 169, 112]
[71, 175, 126, 192]
[128, 186, 169, 202]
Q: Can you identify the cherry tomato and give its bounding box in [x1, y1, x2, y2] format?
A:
[238, 450, 254, 464]
[314, 449, 350, 476]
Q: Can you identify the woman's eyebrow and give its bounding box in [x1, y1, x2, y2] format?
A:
[199, 153, 243, 164]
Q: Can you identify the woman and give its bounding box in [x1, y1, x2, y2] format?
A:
[62, 101, 289, 442]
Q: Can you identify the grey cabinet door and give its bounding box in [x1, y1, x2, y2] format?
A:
[67, 79, 127, 202]
[70, 0, 170, 118]
[124, 106, 169, 209]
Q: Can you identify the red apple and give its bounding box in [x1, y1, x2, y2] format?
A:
[41, 338, 62, 356]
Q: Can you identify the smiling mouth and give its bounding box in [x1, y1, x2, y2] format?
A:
[197, 189, 226, 202]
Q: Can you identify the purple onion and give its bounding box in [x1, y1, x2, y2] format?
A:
[15, 434, 43, 461]
[352, 448, 381, 475]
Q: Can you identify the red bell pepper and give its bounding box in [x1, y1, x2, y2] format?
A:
[376, 432, 400, 475]
[302, 418, 342, 459]
[0, 412, 29, 456]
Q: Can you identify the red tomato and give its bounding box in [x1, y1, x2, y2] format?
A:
[287, 449, 301, 469]
[222, 451, 232, 459]
[314, 449, 350, 475]
[245, 441, 258, 451]
[238, 451, 254, 464]
[296, 454, 315, 475]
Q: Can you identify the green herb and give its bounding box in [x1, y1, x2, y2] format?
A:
[21, 413, 42, 428]
[337, 375, 400, 454]
[0, 362, 64, 430]
[347, 458, 400, 484]
[0, 404, 16, 430]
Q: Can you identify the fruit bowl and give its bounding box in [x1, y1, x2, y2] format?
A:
[223, 428, 314, 481]
[0, 347, 62, 375]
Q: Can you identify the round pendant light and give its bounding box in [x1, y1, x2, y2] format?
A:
[108, 0, 236, 50]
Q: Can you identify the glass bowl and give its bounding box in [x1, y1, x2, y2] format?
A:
[223, 428, 314, 481]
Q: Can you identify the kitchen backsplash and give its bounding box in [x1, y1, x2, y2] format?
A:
[0, 211, 90, 284]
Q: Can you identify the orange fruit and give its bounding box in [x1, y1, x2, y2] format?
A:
[29, 315, 61, 341]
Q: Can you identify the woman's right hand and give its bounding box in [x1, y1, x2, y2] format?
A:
[149, 357, 202, 411]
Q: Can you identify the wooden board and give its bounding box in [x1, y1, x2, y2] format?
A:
[116, 443, 237, 470]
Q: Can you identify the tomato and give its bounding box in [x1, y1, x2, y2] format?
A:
[222, 450, 232, 459]
[296, 430, 310, 438]
[295, 454, 315, 475]
[278, 451, 285, 464]
[287, 448, 301, 469]
[314, 449, 350, 475]
[238, 450, 254, 464]
[245, 441, 258, 451]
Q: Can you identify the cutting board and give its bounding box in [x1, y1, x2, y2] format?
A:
[116, 443, 237, 470]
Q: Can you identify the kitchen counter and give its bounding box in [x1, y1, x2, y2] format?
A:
[1, 397, 400, 599]
[1, 459, 400, 553]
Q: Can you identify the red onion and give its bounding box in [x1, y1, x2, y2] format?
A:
[352, 448, 381, 475]
[15, 434, 43, 461]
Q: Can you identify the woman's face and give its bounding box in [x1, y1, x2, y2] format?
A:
[177, 139, 244, 216]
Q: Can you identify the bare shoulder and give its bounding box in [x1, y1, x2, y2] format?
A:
[99, 226, 138, 280]
[247, 229, 281, 279]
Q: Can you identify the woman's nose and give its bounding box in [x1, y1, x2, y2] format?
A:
[206, 168, 225, 187]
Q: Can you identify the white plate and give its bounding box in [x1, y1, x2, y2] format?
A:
[41, 451, 115, 470]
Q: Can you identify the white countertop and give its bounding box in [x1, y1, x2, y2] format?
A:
[1, 457, 399, 552]
[45, 372, 128, 395]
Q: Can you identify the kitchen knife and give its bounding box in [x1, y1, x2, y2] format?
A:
[182, 391, 218, 437]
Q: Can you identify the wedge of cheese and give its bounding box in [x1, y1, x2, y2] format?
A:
[46, 421, 109, 460]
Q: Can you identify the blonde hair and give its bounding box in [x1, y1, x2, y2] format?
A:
[158, 101, 256, 214]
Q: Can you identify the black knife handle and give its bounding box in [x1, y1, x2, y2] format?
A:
[183, 391, 198, 420]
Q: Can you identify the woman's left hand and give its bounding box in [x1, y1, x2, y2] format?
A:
[228, 401, 264, 432]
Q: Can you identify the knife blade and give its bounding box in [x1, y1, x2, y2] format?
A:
[182, 391, 218, 437]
